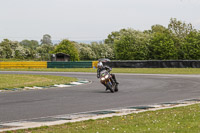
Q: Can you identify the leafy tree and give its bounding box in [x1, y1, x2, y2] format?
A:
[14, 45, 31, 59]
[41, 34, 52, 45]
[180, 31, 200, 59]
[168, 18, 195, 40]
[0, 39, 13, 58]
[0, 46, 3, 58]
[20, 40, 39, 49]
[114, 29, 150, 60]
[151, 24, 167, 33]
[52, 39, 79, 61]
[20, 40, 39, 59]
[101, 44, 115, 59]
[168, 18, 197, 59]
[0, 39, 30, 59]
[104, 29, 129, 45]
[105, 31, 121, 44]
[90, 42, 114, 60]
[36, 44, 54, 61]
[149, 30, 178, 60]
[80, 46, 96, 60]
[75, 43, 96, 60]
[35, 34, 55, 60]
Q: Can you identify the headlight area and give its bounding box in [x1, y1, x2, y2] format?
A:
[101, 77, 105, 81]
[105, 75, 109, 79]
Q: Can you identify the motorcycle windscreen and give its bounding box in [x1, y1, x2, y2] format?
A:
[100, 70, 108, 77]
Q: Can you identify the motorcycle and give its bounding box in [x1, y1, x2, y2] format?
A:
[100, 70, 118, 93]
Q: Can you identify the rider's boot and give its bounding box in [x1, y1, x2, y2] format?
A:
[112, 75, 119, 85]
[114, 79, 119, 85]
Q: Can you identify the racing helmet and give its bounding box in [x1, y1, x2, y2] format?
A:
[97, 61, 103, 68]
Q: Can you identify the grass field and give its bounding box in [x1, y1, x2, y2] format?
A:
[4, 104, 200, 133]
[0, 74, 77, 90]
[1, 68, 200, 74]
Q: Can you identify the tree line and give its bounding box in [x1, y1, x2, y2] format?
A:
[1, 18, 200, 61]
[0, 34, 54, 61]
[106, 18, 200, 60]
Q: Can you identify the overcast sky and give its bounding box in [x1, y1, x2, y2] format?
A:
[0, 0, 200, 41]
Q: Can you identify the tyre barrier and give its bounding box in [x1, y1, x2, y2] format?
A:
[0, 62, 47, 69]
[1, 60, 199, 69]
[92, 61, 98, 68]
[104, 60, 200, 68]
[47, 61, 92, 68]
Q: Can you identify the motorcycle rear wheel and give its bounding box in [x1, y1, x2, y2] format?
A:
[114, 85, 118, 92]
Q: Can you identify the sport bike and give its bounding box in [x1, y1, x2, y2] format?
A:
[100, 70, 118, 93]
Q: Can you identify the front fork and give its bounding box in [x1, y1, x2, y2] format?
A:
[101, 79, 112, 87]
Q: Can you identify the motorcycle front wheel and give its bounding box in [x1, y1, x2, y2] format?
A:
[106, 82, 114, 93]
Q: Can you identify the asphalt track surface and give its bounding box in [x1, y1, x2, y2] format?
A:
[1, 71, 200, 123]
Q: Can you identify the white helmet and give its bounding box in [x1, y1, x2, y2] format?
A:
[97, 62, 103, 68]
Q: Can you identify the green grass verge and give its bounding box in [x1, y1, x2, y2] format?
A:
[0, 74, 77, 90]
[5, 104, 200, 133]
[1, 68, 200, 74]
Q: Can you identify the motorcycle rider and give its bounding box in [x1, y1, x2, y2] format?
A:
[97, 61, 119, 85]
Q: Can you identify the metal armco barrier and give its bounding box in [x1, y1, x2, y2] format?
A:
[104, 60, 200, 68]
[47, 61, 92, 68]
[0, 62, 47, 69]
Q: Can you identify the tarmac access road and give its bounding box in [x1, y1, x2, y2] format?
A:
[1, 71, 200, 123]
